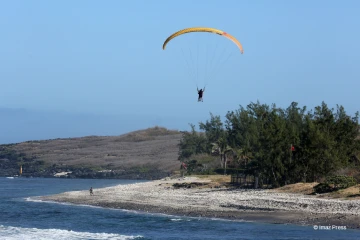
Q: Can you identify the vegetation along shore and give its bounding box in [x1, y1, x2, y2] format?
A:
[3, 101, 360, 228]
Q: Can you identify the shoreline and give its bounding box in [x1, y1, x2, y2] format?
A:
[36, 177, 360, 229]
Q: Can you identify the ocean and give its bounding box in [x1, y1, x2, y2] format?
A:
[0, 177, 358, 240]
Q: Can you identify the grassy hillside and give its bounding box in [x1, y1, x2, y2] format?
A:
[0, 126, 183, 178]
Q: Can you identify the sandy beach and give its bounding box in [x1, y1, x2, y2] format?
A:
[37, 177, 360, 229]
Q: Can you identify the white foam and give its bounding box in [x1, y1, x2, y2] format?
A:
[25, 197, 43, 203]
[170, 218, 183, 221]
[0, 225, 143, 240]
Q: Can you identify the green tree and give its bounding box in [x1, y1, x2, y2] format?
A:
[232, 146, 253, 169]
[211, 136, 232, 175]
[178, 124, 207, 160]
[199, 113, 225, 152]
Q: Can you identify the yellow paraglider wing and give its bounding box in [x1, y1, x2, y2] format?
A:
[162, 27, 243, 54]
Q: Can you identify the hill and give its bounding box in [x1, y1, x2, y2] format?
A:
[0, 126, 183, 179]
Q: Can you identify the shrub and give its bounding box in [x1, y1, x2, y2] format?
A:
[313, 175, 357, 194]
[326, 175, 357, 190]
[313, 183, 335, 194]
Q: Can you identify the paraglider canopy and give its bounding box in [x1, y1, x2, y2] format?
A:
[162, 27, 244, 54]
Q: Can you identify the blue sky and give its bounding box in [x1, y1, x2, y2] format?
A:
[1, 0, 360, 143]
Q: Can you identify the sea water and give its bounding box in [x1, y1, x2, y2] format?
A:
[0, 177, 358, 240]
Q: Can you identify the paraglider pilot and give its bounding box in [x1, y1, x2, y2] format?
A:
[197, 87, 205, 102]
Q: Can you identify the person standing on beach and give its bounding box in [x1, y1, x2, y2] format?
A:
[89, 187, 93, 196]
